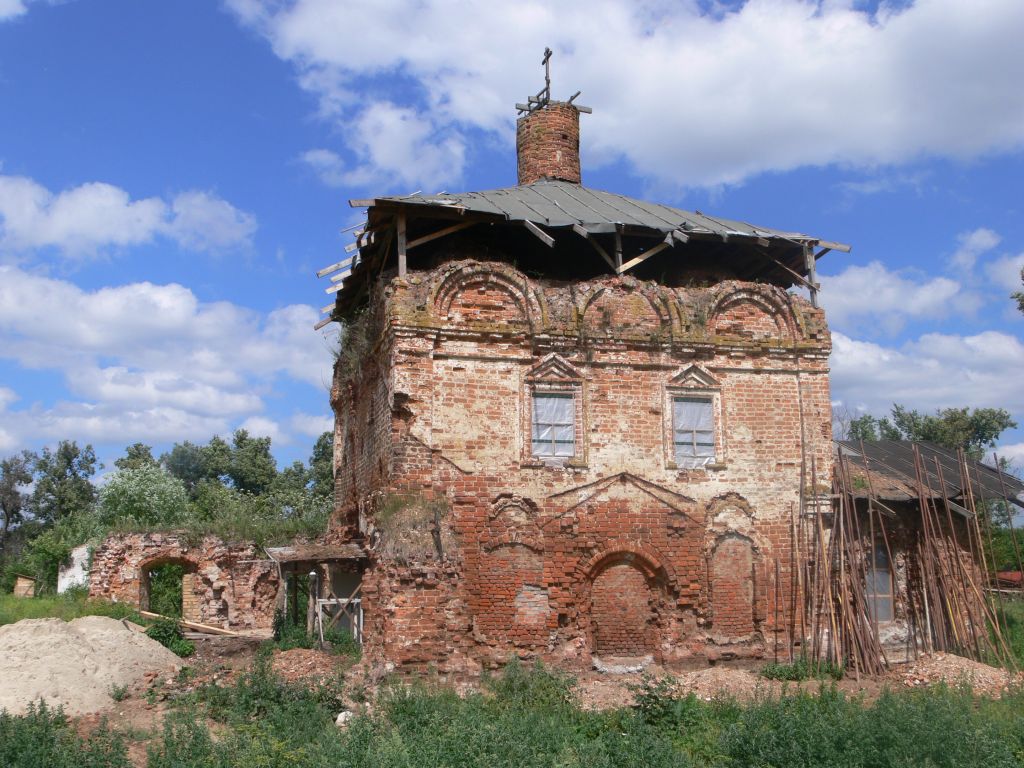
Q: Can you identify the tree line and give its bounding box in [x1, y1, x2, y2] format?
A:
[0, 430, 333, 592]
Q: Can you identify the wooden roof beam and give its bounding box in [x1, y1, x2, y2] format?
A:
[572, 223, 616, 271]
[617, 235, 672, 275]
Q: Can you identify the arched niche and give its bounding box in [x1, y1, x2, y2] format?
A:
[707, 287, 796, 343]
[432, 263, 540, 331]
[580, 284, 668, 339]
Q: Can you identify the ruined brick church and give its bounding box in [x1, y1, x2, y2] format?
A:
[325, 81, 841, 675]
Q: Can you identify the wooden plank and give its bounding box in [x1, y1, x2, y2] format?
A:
[816, 239, 851, 253]
[768, 254, 815, 290]
[813, 247, 831, 261]
[348, 198, 375, 208]
[522, 220, 555, 247]
[313, 316, 335, 331]
[407, 221, 475, 249]
[330, 269, 352, 283]
[316, 256, 354, 278]
[397, 212, 407, 276]
[320, 302, 335, 314]
[325, 282, 344, 294]
[572, 223, 616, 271]
[670, 229, 689, 245]
[614, 229, 623, 269]
[139, 610, 241, 637]
[616, 239, 670, 275]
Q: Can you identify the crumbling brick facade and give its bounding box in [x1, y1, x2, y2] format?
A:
[88, 532, 279, 630]
[332, 259, 833, 673]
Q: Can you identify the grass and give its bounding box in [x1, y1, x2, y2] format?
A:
[762, 654, 845, 681]
[0, 591, 145, 627]
[4, 661, 1024, 767]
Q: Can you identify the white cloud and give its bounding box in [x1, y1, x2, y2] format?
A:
[950, 227, 1001, 270]
[168, 191, 257, 253]
[226, 0, 1024, 190]
[819, 261, 965, 333]
[0, 265, 334, 450]
[290, 412, 332, 437]
[985, 252, 1024, 292]
[300, 149, 347, 187]
[831, 330, 1024, 417]
[239, 416, 286, 444]
[0, 0, 27, 21]
[0, 175, 255, 257]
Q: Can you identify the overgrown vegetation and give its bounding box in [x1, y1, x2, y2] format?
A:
[145, 617, 196, 658]
[270, 611, 361, 658]
[374, 492, 454, 562]
[0, 591, 144, 626]
[0, 430, 334, 593]
[5, 661, 1024, 767]
[761, 654, 844, 681]
[0, 702, 130, 768]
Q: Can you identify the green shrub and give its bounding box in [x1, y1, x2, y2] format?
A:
[145, 617, 195, 657]
[762, 654, 844, 681]
[0, 702, 129, 768]
[0, 592, 144, 626]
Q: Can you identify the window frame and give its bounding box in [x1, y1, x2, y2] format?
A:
[664, 376, 723, 470]
[530, 391, 576, 458]
[865, 541, 894, 624]
[671, 395, 716, 467]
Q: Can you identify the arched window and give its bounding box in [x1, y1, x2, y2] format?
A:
[866, 542, 893, 623]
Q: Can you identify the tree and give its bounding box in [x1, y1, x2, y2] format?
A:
[114, 443, 158, 471]
[226, 429, 277, 495]
[847, 404, 1016, 460]
[31, 441, 98, 524]
[98, 466, 189, 527]
[0, 451, 35, 556]
[160, 441, 210, 494]
[309, 431, 334, 499]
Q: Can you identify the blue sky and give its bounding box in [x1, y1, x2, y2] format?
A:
[1, 0, 1022, 472]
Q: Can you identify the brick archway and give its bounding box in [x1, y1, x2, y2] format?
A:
[584, 549, 668, 659]
[139, 556, 199, 621]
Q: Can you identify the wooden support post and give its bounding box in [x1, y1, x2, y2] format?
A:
[614, 228, 623, 270]
[804, 245, 819, 308]
[397, 212, 407, 277]
[306, 570, 317, 636]
[617, 238, 670, 275]
[290, 572, 298, 626]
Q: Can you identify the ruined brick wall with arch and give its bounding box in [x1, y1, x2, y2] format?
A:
[88, 532, 279, 630]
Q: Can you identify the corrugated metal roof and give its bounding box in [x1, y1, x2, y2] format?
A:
[836, 440, 1024, 506]
[372, 180, 815, 241]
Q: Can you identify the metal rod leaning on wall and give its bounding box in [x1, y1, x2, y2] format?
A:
[993, 453, 1024, 579]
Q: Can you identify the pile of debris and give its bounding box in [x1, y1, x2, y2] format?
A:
[271, 648, 348, 684]
[895, 653, 1019, 697]
[0, 616, 182, 715]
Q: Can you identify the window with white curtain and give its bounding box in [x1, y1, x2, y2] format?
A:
[672, 396, 715, 467]
[531, 392, 575, 457]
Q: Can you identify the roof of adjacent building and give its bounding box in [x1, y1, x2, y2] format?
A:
[836, 440, 1024, 507]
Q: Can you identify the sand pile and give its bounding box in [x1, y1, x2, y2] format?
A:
[0, 615, 182, 715]
[674, 668, 772, 701]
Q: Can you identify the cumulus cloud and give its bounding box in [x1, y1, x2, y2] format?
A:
[226, 0, 1024, 191]
[290, 412, 332, 437]
[239, 416, 286, 444]
[0, 175, 255, 258]
[0, 0, 27, 21]
[950, 227, 1001, 270]
[985, 252, 1024, 292]
[300, 148, 347, 188]
[830, 330, 1024, 417]
[0, 265, 334, 449]
[819, 261, 965, 334]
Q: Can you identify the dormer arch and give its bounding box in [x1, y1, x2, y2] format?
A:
[706, 285, 798, 343]
[432, 261, 543, 332]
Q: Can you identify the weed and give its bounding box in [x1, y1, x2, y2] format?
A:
[145, 618, 195, 657]
[762, 654, 844, 681]
[109, 683, 129, 702]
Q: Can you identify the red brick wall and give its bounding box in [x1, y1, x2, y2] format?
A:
[710, 536, 755, 638]
[591, 563, 654, 656]
[333, 259, 834, 671]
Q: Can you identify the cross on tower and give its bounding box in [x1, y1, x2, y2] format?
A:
[516, 47, 591, 115]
